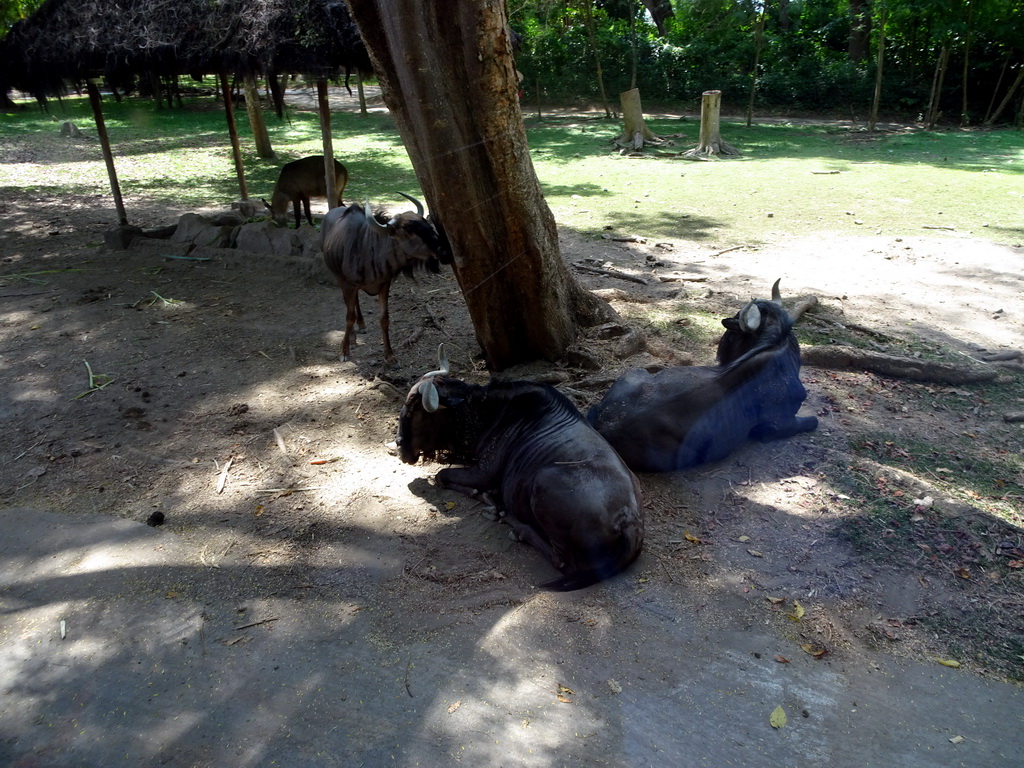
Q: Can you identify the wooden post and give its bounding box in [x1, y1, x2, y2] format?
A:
[356, 69, 368, 117]
[316, 79, 339, 212]
[219, 71, 248, 200]
[86, 80, 128, 225]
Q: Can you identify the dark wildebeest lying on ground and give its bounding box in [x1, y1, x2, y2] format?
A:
[587, 280, 818, 472]
[397, 347, 645, 591]
[321, 194, 451, 364]
[264, 155, 348, 228]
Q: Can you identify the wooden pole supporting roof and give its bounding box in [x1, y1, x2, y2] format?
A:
[0, 0, 371, 223]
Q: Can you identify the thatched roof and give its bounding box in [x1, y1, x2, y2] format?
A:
[0, 0, 371, 97]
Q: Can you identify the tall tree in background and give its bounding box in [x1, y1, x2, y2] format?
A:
[345, 0, 612, 369]
[242, 72, 275, 159]
[640, 0, 674, 36]
[580, 0, 614, 117]
[847, 0, 871, 61]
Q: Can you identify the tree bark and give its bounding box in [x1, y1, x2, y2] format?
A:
[345, 1, 611, 369]
[926, 45, 950, 129]
[685, 90, 739, 158]
[747, 7, 767, 127]
[641, 0, 674, 36]
[86, 80, 128, 226]
[960, 0, 974, 126]
[615, 88, 661, 149]
[984, 61, 1023, 126]
[847, 0, 871, 62]
[219, 71, 248, 200]
[869, 6, 887, 132]
[316, 79, 340, 212]
[243, 72, 275, 159]
[581, 0, 613, 118]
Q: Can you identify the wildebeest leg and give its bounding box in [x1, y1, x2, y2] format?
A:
[750, 415, 819, 441]
[292, 198, 302, 229]
[377, 282, 396, 364]
[436, 466, 502, 515]
[503, 515, 563, 571]
[340, 282, 362, 361]
[300, 194, 314, 226]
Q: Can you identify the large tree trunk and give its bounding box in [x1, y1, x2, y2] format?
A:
[685, 90, 739, 158]
[243, 73, 275, 159]
[847, 0, 871, 62]
[345, 1, 610, 369]
[615, 88, 661, 149]
[641, 0, 674, 36]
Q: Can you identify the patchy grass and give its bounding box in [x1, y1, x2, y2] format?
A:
[3, 95, 1023, 247]
[527, 116, 1024, 248]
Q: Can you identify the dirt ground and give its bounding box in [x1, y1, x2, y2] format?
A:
[2, 115, 1024, 766]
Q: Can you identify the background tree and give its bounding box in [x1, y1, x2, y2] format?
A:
[345, 0, 612, 369]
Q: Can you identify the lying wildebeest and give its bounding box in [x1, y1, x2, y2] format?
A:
[397, 347, 645, 591]
[587, 280, 818, 472]
[264, 155, 348, 228]
[321, 194, 451, 364]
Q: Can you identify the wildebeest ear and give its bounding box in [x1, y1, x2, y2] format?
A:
[419, 379, 440, 412]
[722, 317, 740, 330]
[738, 302, 762, 333]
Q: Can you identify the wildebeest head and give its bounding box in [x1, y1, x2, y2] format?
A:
[396, 345, 471, 465]
[716, 278, 795, 364]
[368, 193, 452, 276]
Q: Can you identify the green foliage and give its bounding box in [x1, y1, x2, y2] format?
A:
[510, 0, 1024, 122]
[1, 0, 46, 37]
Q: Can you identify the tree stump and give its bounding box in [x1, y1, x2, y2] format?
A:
[684, 90, 739, 159]
[243, 73, 275, 160]
[614, 88, 662, 150]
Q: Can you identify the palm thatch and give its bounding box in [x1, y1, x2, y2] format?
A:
[0, 0, 370, 98]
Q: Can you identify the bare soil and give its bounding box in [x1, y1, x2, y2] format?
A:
[2, 163, 1023, 698]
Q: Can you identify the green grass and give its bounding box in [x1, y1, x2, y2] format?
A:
[1, 94, 419, 209]
[527, 116, 1024, 247]
[3, 95, 1022, 247]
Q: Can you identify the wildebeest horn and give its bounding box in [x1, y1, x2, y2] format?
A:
[771, 278, 782, 303]
[397, 192, 425, 217]
[420, 343, 450, 378]
[365, 201, 388, 234]
[417, 344, 450, 413]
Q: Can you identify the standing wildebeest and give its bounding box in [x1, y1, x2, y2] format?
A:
[397, 347, 645, 591]
[321, 195, 451, 364]
[587, 280, 818, 472]
[264, 156, 348, 228]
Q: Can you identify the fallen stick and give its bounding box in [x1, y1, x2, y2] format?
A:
[255, 487, 322, 494]
[216, 456, 234, 494]
[712, 245, 746, 257]
[574, 263, 649, 285]
[658, 275, 709, 283]
[233, 617, 278, 631]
